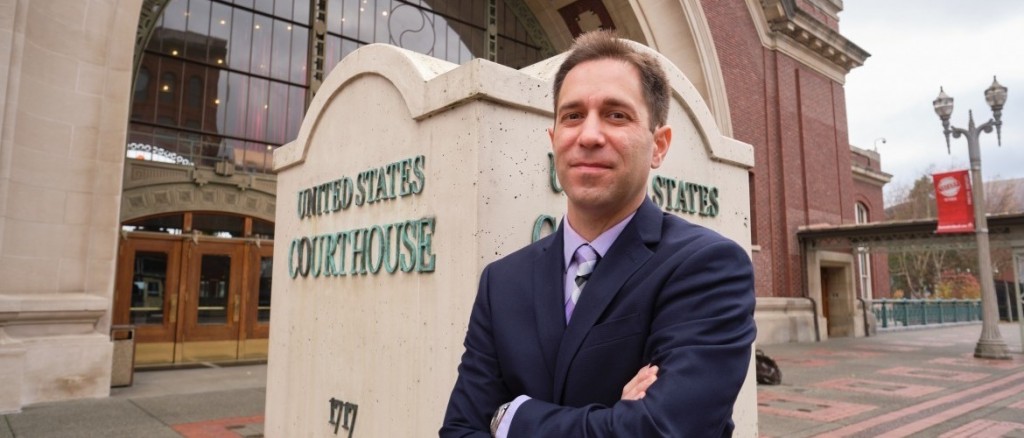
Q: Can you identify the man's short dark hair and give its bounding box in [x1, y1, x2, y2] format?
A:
[552, 30, 671, 131]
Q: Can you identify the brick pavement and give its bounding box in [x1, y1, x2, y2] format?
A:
[757, 323, 1024, 437]
[1, 324, 1021, 437]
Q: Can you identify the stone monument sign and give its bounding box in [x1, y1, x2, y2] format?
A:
[266, 43, 756, 436]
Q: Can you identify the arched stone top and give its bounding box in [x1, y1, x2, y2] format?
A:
[275, 42, 752, 172]
[120, 160, 276, 223]
[519, 0, 734, 136]
[121, 183, 277, 223]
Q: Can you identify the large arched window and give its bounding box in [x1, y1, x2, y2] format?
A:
[129, 0, 549, 174]
[855, 202, 872, 299]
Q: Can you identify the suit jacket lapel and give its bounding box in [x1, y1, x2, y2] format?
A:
[533, 226, 566, 394]
[551, 199, 663, 402]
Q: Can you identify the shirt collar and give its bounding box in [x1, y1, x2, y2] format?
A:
[562, 211, 637, 273]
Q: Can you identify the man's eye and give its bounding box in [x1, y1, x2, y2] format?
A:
[608, 112, 627, 120]
[562, 113, 583, 121]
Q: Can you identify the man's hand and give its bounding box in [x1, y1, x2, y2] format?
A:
[621, 364, 658, 400]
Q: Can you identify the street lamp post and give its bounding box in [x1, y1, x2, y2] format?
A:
[932, 77, 1010, 360]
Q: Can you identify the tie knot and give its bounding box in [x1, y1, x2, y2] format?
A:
[574, 244, 599, 264]
[573, 244, 600, 277]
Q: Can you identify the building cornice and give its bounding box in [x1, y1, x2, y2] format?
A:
[746, 0, 868, 84]
[852, 165, 892, 187]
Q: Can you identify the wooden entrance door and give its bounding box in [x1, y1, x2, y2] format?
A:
[240, 241, 273, 359]
[115, 235, 184, 364]
[116, 232, 272, 365]
[178, 240, 245, 362]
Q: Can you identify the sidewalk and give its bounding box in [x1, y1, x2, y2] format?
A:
[1, 323, 1021, 437]
[0, 364, 266, 438]
[758, 322, 1024, 437]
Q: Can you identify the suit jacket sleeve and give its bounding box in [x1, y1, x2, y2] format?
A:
[440, 266, 509, 437]
[510, 239, 756, 437]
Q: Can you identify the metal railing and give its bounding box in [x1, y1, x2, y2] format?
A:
[126, 130, 276, 175]
[871, 299, 982, 329]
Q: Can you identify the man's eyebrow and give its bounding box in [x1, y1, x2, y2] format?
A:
[556, 97, 637, 114]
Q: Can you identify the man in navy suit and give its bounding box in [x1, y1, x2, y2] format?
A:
[441, 30, 756, 437]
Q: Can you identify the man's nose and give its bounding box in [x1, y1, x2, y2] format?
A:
[577, 114, 605, 148]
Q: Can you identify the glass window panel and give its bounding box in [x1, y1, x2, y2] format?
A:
[258, 256, 272, 322]
[229, 8, 253, 70]
[159, 71, 178, 104]
[163, 0, 188, 32]
[184, 0, 211, 62]
[251, 14, 272, 76]
[293, 0, 310, 24]
[211, 68, 228, 134]
[327, 0, 342, 34]
[290, 25, 309, 84]
[132, 67, 154, 121]
[193, 213, 244, 237]
[271, 20, 292, 81]
[274, 0, 293, 21]
[267, 82, 288, 144]
[186, 74, 204, 108]
[325, 34, 341, 75]
[131, 251, 168, 325]
[125, 213, 184, 234]
[234, 0, 253, 9]
[225, 72, 249, 137]
[199, 68, 218, 133]
[374, 0, 391, 44]
[253, 218, 274, 239]
[210, 2, 232, 67]
[178, 130, 202, 163]
[152, 125, 179, 156]
[287, 85, 305, 141]
[432, 17, 447, 61]
[357, 1, 374, 42]
[341, 0, 359, 39]
[258, 142, 275, 172]
[388, 3, 432, 53]
[197, 254, 230, 325]
[127, 124, 156, 160]
[446, 24, 463, 63]
[218, 138, 244, 168]
[253, 0, 273, 14]
[341, 38, 360, 59]
[247, 77, 269, 140]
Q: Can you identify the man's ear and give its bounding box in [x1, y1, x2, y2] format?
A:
[650, 125, 672, 169]
[547, 126, 554, 143]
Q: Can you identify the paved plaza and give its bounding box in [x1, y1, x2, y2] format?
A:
[0, 323, 1021, 437]
[758, 323, 1024, 437]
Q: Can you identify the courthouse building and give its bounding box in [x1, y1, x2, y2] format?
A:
[0, 0, 883, 411]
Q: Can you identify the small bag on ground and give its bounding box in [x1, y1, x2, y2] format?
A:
[755, 349, 782, 385]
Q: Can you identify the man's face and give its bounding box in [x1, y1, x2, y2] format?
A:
[549, 58, 670, 220]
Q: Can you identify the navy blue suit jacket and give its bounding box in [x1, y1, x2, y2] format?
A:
[441, 199, 756, 437]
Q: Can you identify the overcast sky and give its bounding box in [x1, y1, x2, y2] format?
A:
[840, 0, 1024, 204]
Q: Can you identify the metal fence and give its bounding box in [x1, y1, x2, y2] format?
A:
[126, 130, 276, 175]
[871, 299, 982, 329]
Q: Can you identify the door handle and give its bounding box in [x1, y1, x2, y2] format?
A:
[169, 294, 178, 324]
[233, 298, 240, 323]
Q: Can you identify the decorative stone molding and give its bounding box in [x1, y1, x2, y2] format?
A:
[850, 146, 891, 187]
[121, 160, 276, 222]
[747, 0, 868, 83]
[852, 165, 892, 187]
[0, 293, 107, 338]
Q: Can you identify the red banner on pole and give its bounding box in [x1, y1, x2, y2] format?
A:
[933, 170, 974, 234]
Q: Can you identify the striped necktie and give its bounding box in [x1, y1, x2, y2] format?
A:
[566, 244, 599, 322]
